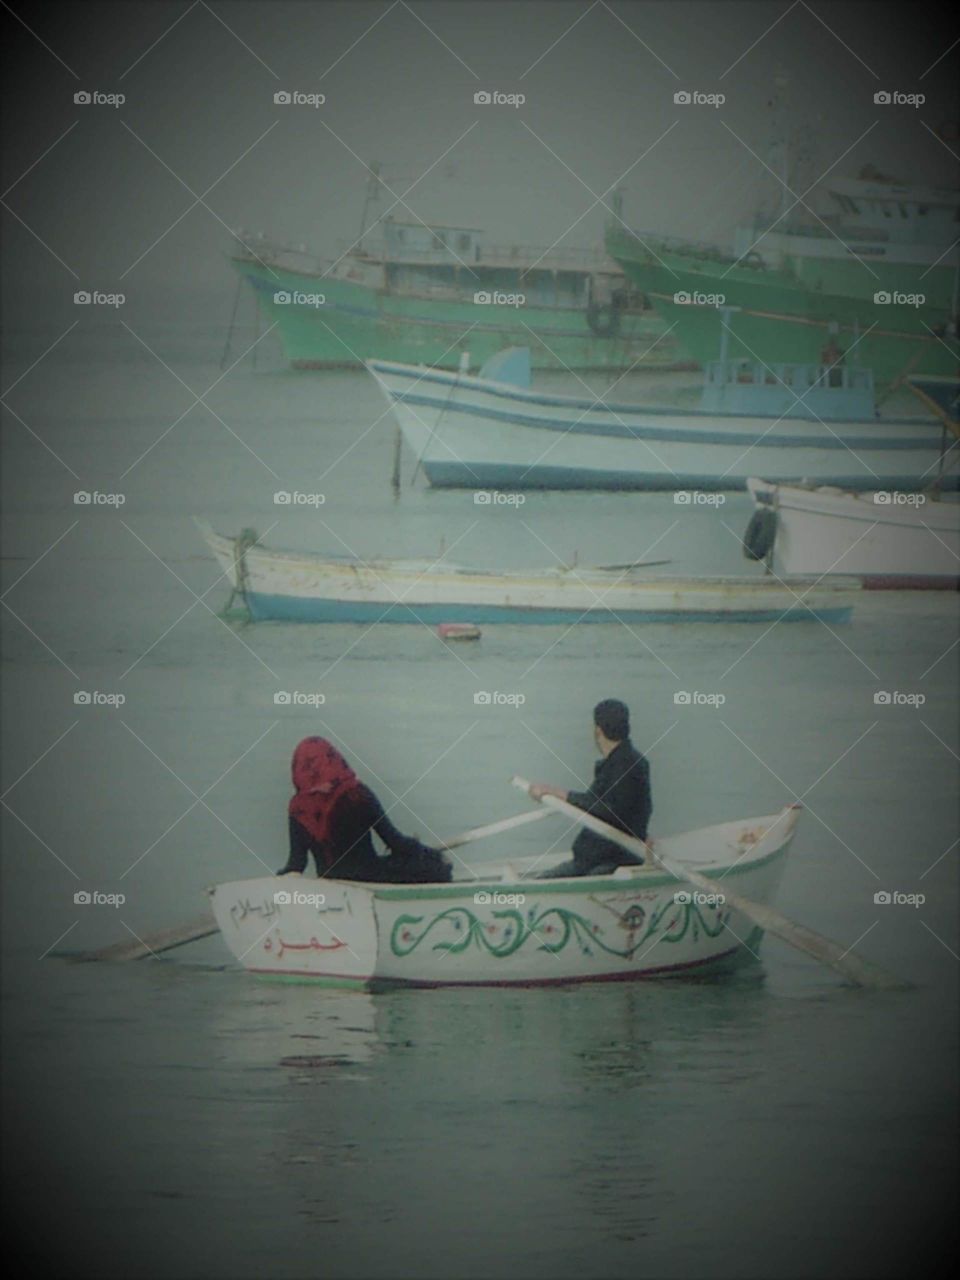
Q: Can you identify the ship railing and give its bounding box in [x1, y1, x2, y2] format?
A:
[704, 358, 875, 393]
[229, 231, 329, 273]
[615, 228, 728, 259]
[349, 242, 611, 270]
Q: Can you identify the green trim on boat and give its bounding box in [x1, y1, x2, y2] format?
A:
[370, 843, 789, 901]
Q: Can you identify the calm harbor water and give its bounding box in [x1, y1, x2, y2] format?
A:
[2, 323, 958, 1278]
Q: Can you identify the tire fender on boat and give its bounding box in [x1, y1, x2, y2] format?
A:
[742, 507, 778, 561]
[586, 297, 622, 339]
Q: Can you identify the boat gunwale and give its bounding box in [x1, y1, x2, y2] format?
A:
[748, 477, 960, 528]
[204, 528, 862, 595]
[366, 359, 935, 431]
[212, 813, 797, 905]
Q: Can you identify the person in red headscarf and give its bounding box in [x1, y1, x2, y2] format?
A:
[277, 737, 452, 883]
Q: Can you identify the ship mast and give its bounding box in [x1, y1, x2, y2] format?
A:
[358, 162, 383, 255]
[768, 69, 791, 225]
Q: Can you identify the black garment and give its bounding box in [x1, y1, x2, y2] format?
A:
[559, 739, 651, 875]
[277, 784, 451, 883]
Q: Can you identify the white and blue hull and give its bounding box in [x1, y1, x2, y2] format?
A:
[367, 359, 951, 492]
[202, 527, 858, 624]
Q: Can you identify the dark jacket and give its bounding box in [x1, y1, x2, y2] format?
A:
[280, 784, 451, 883]
[567, 740, 651, 873]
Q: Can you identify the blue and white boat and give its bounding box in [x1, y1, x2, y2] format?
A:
[199, 525, 857, 625]
[367, 346, 951, 492]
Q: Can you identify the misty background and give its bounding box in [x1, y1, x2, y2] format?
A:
[2, 0, 957, 330]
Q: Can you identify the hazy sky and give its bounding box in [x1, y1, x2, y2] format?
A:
[2, 1, 957, 315]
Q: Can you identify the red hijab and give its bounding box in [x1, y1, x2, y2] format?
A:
[288, 737, 362, 845]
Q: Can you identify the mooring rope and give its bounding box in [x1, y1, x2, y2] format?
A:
[222, 527, 260, 617]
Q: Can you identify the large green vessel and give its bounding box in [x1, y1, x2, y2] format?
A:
[607, 169, 959, 383]
[227, 215, 685, 373]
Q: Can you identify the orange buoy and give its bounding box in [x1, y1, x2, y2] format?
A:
[437, 622, 482, 640]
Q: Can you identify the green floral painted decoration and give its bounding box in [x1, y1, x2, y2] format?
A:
[390, 898, 728, 961]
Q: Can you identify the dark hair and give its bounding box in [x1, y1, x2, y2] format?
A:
[594, 699, 630, 741]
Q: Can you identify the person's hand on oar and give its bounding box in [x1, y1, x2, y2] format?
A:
[527, 783, 567, 801]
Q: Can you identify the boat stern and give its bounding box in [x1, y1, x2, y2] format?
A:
[209, 876, 379, 987]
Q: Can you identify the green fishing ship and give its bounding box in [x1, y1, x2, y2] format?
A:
[228, 219, 684, 373]
[225, 165, 685, 373]
[607, 167, 959, 384]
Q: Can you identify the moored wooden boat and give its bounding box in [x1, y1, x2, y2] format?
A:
[200, 524, 858, 624]
[746, 477, 960, 588]
[366, 351, 951, 492]
[209, 806, 801, 987]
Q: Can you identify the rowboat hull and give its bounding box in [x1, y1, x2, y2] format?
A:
[748, 478, 960, 587]
[202, 527, 858, 624]
[366, 359, 951, 492]
[209, 809, 800, 987]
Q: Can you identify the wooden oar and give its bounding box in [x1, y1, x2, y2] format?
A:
[438, 805, 553, 849]
[511, 776, 909, 991]
[78, 914, 220, 963]
[78, 806, 554, 963]
[593, 558, 673, 572]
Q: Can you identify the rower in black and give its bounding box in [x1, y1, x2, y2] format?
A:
[529, 699, 652, 877]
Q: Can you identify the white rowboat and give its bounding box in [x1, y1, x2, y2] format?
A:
[209, 806, 802, 987]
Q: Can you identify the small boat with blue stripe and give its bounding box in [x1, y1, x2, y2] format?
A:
[367, 345, 952, 492]
[199, 524, 857, 625]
